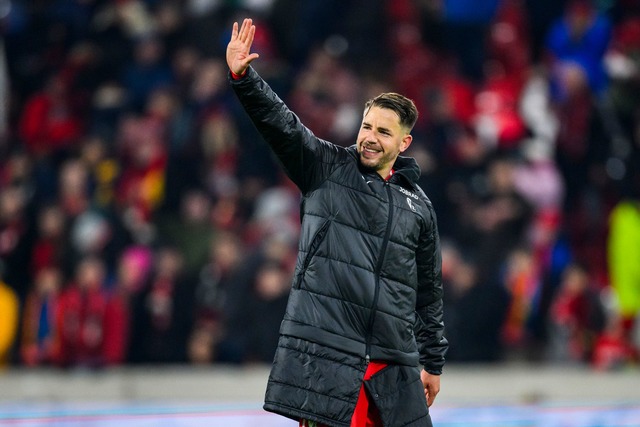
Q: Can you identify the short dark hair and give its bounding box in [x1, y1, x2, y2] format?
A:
[364, 93, 419, 131]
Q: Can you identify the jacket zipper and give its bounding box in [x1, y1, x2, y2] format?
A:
[365, 182, 394, 362]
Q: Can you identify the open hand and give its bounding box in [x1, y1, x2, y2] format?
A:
[226, 18, 260, 76]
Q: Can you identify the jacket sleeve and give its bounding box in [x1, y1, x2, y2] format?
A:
[229, 67, 341, 194]
[414, 201, 448, 375]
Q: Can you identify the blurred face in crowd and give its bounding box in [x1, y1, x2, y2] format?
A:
[35, 267, 62, 297]
[172, 46, 200, 82]
[561, 265, 589, 295]
[0, 186, 26, 221]
[255, 263, 289, 301]
[38, 204, 65, 238]
[567, 1, 594, 39]
[181, 190, 211, 223]
[134, 37, 164, 66]
[146, 88, 176, 120]
[211, 232, 242, 273]
[190, 59, 226, 102]
[155, 248, 183, 280]
[487, 158, 515, 194]
[59, 159, 89, 198]
[117, 248, 151, 293]
[356, 106, 412, 177]
[76, 257, 106, 291]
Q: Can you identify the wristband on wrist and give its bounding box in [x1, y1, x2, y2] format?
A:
[230, 69, 247, 80]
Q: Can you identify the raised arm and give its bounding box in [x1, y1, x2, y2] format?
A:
[226, 19, 344, 193]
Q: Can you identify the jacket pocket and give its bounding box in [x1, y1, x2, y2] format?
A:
[294, 217, 332, 289]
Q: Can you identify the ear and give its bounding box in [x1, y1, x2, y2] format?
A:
[400, 134, 413, 153]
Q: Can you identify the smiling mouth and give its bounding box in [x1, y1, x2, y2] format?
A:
[362, 144, 381, 154]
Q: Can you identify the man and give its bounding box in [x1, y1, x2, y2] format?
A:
[227, 19, 448, 427]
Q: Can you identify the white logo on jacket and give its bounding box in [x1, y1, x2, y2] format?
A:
[406, 197, 417, 212]
[398, 187, 419, 200]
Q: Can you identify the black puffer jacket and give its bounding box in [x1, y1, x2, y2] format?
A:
[231, 67, 448, 427]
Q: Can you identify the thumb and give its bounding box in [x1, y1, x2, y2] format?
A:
[233, 53, 260, 76]
[246, 53, 260, 63]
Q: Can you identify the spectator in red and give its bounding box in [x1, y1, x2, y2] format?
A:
[53, 256, 108, 368]
[18, 73, 83, 158]
[487, 0, 531, 77]
[30, 203, 69, 275]
[548, 263, 606, 363]
[592, 313, 638, 370]
[473, 73, 528, 152]
[116, 95, 169, 233]
[501, 247, 541, 350]
[20, 266, 62, 367]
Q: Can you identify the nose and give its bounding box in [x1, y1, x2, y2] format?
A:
[362, 130, 378, 144]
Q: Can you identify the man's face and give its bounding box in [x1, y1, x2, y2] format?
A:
[356, 106, 412, 177]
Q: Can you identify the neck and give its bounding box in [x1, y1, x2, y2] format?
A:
[381, 168, 394, 181]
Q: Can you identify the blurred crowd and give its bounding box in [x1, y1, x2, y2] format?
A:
[1, 0, 640, 371]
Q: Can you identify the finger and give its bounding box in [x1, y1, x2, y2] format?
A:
[240, 18, 252, 43]
[238, 19, 246, 42]
[427, 388, 438, 407]
[247, 23, 256, 49]
[231, 21, 238, 40]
